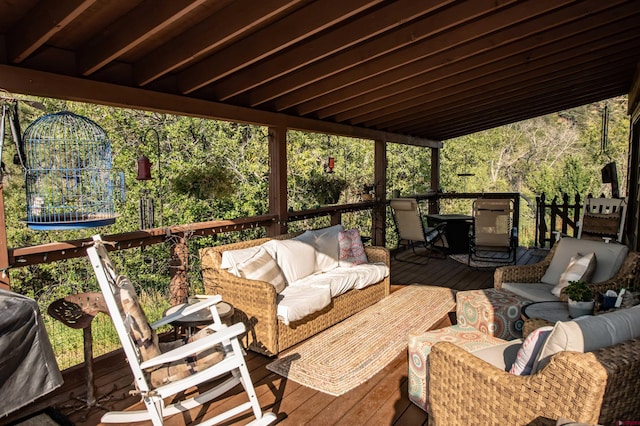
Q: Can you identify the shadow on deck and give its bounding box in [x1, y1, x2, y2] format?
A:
[8, 246, 547, 426]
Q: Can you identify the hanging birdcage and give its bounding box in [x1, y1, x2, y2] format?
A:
[21, 111, 123, 230]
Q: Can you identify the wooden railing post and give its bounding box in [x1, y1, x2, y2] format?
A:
[169, 236, 188, 306]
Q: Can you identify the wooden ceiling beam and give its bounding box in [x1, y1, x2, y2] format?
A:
[78, 0, 209, 76]
[265, 0, 574, 111]
[358, 20, 640, 128]
[210, 0, 453, 101]
[177, 0, 384, 94]
[311, 1, 635, 120]
[6, 0, 96, 63]
[248, 0, 522, 108]
[133, 0, 303, 86]
[378, 42, 640, 131]
[0, 64, 440, 147]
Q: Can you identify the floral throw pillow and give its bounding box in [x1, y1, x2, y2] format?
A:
[338, 228, 368, 266]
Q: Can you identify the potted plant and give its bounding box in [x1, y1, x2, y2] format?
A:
[307, 172, 349, 205]
[564, 280, 595, 318]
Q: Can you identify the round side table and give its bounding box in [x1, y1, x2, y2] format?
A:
[521, 301, 571, 337]
[164, 299, 234, 338]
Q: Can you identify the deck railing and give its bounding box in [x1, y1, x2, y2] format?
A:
[535, 193, 583, 248]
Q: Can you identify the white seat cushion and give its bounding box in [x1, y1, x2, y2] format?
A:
[291, 263, 389, 297]
[276, 285, 332, 325]
[501, 282, 559, 302]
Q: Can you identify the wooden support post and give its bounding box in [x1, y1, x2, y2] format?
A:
[429, 147, 440, 214]
[267, 126, 288, 237]
[373, 140, 386, 246]
[169, 236, 188, 306]
[0, 183, 9, 290]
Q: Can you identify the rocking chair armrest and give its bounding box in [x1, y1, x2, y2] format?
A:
[140, 322, 245, 369]
[151, 295, 223, 329]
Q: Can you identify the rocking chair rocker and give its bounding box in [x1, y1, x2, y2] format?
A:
[86, 235, 276, 426]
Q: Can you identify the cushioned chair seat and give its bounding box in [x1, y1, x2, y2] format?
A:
[501, 282, 559, 302]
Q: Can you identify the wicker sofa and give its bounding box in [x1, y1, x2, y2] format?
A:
[200, 230, 390, 356]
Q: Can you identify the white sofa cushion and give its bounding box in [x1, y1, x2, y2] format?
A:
[501, 282, 559, 302]
[533, 304, 640, 373]
[220, 245, 262, 276]
[293, 224, 343, 272]
[291, 263, 389, 297]
[276, 284, 332, 325]
[235, 247, 286, 293]
[540, 238, 627, 284]
[262, 239, 316, 284]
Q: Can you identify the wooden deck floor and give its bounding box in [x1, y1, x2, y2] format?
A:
[8, 246, 547, 426]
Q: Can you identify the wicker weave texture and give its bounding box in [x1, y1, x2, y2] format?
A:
[428, 341, 607, 426]
[200, 233, 390, 356]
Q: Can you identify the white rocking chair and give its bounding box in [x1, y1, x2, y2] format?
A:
[86, 235, 276, 426]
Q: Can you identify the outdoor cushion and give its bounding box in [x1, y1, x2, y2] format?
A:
[262, 239, 317, 284]
[509, 325, 553, 375]
[235, 247, 286, 293]
[338, 228, 368, 266]
[291, 262, 389, 297]
[501, 282, 558, 302]
[470, 340, 521, 371]
[220, 245, 262, 276]
[540, 237, 627, 284]
[293, 224, 344, 272]
[552, 252, 597, 297]
[276, 284, 332, 325]
[533, 304, 640, 373]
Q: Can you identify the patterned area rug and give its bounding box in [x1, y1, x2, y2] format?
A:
[266, 285, 455, 396]
[449, 253, 512, 269]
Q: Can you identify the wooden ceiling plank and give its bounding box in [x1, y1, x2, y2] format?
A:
[351, 14, 639, 126]
[177, 0, 384, 94]
[78, 0, 209, 76]
[291, 0, 621, 115]
[210, 0, 453, 101]
[249, 0, 523, 108]
[313, 1, 634, 120]
[387, 64, 635, 134]
[399, 60, 636, 135]
[134, 0, 304, 86]
[375, 40, 639, 132]
[424, 81, 628, 140]
[271, 0, 578, 112]
[7, 0, 96, 63]
[0, 64, 439, 147]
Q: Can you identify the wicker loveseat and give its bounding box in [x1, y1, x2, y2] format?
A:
[200, 230, 390, 356]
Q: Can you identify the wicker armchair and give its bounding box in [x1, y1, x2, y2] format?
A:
[427, 337, 640, 426]
[494, 245, 640, 310]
